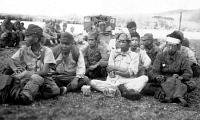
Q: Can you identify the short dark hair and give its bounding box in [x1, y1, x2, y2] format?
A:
[127, 21, 137, 29]
[130, 32, 140, 40]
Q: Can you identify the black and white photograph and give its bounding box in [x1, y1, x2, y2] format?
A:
[0, 0, 200, 119]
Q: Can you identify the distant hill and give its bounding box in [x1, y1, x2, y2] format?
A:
[152, 8, 200, 31]
[157, 9, 200, 23]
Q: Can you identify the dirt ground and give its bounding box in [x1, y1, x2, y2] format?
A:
[0, 39, 200, 120]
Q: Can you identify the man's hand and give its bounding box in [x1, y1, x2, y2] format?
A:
[99, 61, 107, 67]
[172, 74, 183, 81]
[178, 76, 183, 81]
[107, 66, 116, 72]
[14, 70, 34, 79]
[1, 32, 7, 38]
[13, 67, 25, 75]
[156, 75, 166, 83]
[70, 77, 79, 90]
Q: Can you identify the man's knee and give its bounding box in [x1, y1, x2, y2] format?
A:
[138, 75, 149, 83]
[30, 74, 44, 85]
[22, 74, 44, 98]
[42, 79, 60, 98]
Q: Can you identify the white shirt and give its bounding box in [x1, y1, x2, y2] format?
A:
[56, 50, 86, 78]
[106, 49, 140, 85]
[12, 46, 56, 72]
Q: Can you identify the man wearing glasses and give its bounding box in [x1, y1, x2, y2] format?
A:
[87, 33, 148, 100]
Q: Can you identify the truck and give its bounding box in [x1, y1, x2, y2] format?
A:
[83, 15, 116, 33]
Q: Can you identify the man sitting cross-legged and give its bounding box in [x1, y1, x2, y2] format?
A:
[51, 32, 89, 93]
[85, 33, 148, 100]
[3, 24, 63, 105]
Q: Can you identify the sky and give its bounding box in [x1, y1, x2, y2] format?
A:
[0, 0, 199, 17]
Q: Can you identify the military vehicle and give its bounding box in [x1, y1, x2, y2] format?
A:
[83, 15, 116, 33]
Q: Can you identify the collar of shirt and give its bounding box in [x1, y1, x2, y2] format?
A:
[27, 47, 42, 59]
[116, 49, 132, 56]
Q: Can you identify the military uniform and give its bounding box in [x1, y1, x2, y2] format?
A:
[141, 45, 196, 105]
[145, 44, 161, 64]
[84, 45, 108, 79]
[52, 33, 89, 92]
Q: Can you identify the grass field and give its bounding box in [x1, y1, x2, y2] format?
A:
[0, 39, 200, 120]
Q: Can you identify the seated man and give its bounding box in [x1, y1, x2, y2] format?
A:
[142, 31, 196, 106]
[52, 32, 89, 93]
[162, 31, 199, 77]
[84, 32, 108, 79]
[86, 33, 148, 100]
[75, 34, 89, 55]
[130, 35, 151, 76]
[4, 24, 61, 104]
[140, 33, 161, 64]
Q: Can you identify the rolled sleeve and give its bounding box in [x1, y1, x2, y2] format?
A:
[140, 50, 151, 68]
[11, 47, 25, 61]
[43, 47, 56, 64]
[11, 49, 21, 61]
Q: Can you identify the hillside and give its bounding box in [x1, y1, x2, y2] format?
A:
[152, 9, 200, 31]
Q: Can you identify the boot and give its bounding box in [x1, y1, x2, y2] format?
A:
[118, 84, 141, 101]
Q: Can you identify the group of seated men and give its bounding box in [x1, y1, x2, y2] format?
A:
[0, 16, 25, 48]
[0, 21, 199, 107]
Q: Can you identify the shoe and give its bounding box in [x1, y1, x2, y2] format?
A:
[124, 89, 141, 101]
[118, 84, 141, 100]
[60, 87, 67, 95]
[83, 76, 91, 85]
[118, 84, 127, 96]
[19, 92, 33, 105]
[178, 98, 189, 107]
